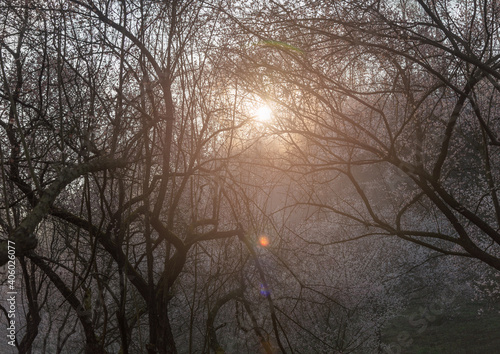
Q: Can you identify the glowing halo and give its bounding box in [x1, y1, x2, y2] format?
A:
[254, 105, 272, 122]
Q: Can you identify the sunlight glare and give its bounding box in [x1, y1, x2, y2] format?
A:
[254, 105, 272, 122]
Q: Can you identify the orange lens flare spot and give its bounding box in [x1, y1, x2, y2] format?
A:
[259, 236, 270, 247]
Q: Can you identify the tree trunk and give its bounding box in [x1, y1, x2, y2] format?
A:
[147, 299, 177, 354]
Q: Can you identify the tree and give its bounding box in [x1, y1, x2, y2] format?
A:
[3, 0, 498, 352]
[229, 0, 500, 270]
[0, 0, 278, 352]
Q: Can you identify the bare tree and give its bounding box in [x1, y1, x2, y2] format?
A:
[0, 0, 297, 352]
[229, 0, 500, 269]
[2, 0, 498, 352]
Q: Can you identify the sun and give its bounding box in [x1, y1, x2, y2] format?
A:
[254, 105, 273, 122]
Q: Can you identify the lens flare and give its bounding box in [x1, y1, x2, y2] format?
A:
[259, 236, 270, 247]
[260, 284, 270, 297]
